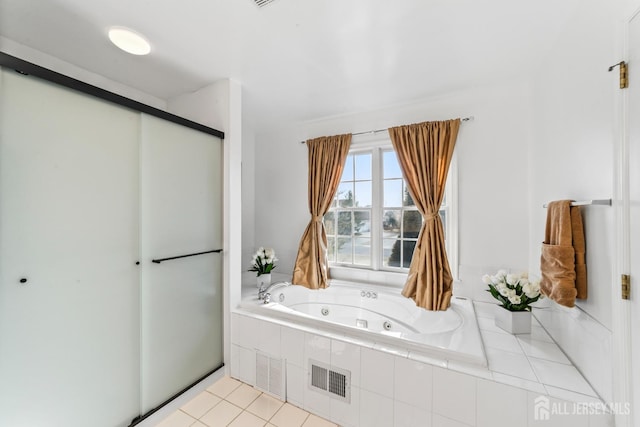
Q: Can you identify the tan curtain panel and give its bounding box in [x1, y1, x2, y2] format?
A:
[388, 119, 460, 310]
[292, 134, 352, 289]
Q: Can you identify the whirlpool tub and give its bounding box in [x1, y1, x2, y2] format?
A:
[240, 280, 486, 366]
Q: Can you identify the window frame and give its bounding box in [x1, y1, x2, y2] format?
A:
[325, 133, 458, 285]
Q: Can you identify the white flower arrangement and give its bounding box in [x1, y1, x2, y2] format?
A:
[249, 247, 277, 276]
[483, 270, 542, 312]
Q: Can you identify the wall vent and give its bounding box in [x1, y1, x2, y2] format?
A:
[256, 352, 285, 400]
[308, 360, 350, 403]
[253, 0, 276, 7]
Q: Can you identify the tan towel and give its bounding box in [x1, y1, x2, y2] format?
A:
[540, 200, 588, 307]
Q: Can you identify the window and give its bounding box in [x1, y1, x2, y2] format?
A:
[324, 137, 456, 275]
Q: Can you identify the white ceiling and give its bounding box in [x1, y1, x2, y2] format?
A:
[0, 0, 580, 133]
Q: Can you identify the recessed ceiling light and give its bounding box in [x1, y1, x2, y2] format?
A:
[108, 27, 151, 56]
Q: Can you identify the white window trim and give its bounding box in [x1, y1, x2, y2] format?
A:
[328, 132, 458, 288]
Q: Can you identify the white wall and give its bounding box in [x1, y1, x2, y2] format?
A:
[253, 79, 533, 296]
[527, 0, 626, 403]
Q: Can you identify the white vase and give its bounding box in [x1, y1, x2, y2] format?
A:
[494, 306, 532, 334]
[257, 273, 272, 289]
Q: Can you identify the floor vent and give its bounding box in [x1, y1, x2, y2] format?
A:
[253, 0, 276, 7]
[255, 352, 285, 400]
[308, 360, 350, 403]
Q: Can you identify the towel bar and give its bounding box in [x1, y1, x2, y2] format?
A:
[543, 199, 611, 208]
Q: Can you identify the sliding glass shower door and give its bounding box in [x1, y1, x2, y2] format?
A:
[139, 114, 224, 414]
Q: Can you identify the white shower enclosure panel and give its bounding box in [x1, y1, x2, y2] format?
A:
[0, 69, 141, 427]
[140, 114, 224, 414]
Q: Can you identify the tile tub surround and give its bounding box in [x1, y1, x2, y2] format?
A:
[231, 300, 614, 427]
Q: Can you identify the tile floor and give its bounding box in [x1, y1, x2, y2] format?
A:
[155, 376, 338, 427]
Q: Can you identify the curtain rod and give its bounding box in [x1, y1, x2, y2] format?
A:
[299, 116, 474, 144]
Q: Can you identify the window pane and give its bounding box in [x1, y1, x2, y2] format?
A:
[384, 179, 402, 207]
[337, 237, 352, 263]
[337, 211, 352, 236]
[324, 211, 335, 235]
[354, 210, 370, 237]
[382, 209, 400, 233]
[337, 182, 353, 207]
[402, 210, 422, 237]
[439, 209, 446, 238]
[354, 237, 370, 266]
[327, 237, 336, 262]
[382, 238, 396, 267]
[354, 181, 372, 208]
[403, 184, 415, 207]
[383, 151, 402, 179]
[342, 155, 353, 181]
[402, 240, 417, 268]
[354, 153, 372, 180]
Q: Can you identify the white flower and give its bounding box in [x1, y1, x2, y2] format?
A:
[497, 269, 508, 279]
[508, 294, 522, 305]
[482, 274, 492, 285]
[506, 274, 519, 286]
[522, 282, 539, 299]
[496, 282, 509, 297]
[491, 275, 502, 285]
[520, 271, 529, 279]
[505, 288, 516, 299]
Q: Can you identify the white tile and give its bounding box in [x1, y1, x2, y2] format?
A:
[360, 347, 395, 397]
[302, 414, 338, 427]
[179, 391, 221, 419]
[529, 357, 596, 396]
[447, 360, 493, 380]
[526, 325, 555, 343]
[191, 422, 208, 427]
[238, 346, 257, 386]
[228, 411, 267, 427]
[282, 327, 306, 367]
[432, 413, 473, 427]
[257, 319, 282, 358]
[247, 393, 285, 421]
[233, 314, 259, 349]
[330, 339, 361, 387]
[372, 342, 409, 357]
[286, 362, 305, 406]
[432, 367, 476, 426]
[526, 392, 590, 427]
[543, 385, 602, 404]
[305, 333, 331, 365]
[330, 385, 359, 427]
[200, 400, 243, 427]
[231, 344, 241, 379]
[226, 383, 262, 409]
[359, 389, 394, 427]
[394, 401, 432, 427]
[518, 338, 571, 364]
[481, 330, 524, 354]
[485, 347, 537, 381]
[477, 316, 509, 334]
[207, 376, 242, 398]
[303, 384, 331, 419]
[394, 356, 433, 411]
[270, 403, 310, 427]
[491, 372, 546, 394]
[155, 410, 196, 427]
[589, 412, 615, 427]
[476, 379, 527, 427]
[473, 302, 499, 319]
[407, 351, 448, 368]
